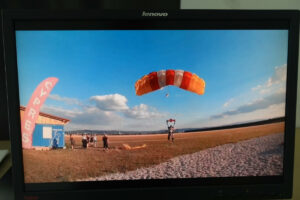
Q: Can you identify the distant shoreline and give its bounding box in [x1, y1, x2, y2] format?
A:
[65, 117, 285, 135]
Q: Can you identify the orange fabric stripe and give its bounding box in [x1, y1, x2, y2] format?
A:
[180, 71, 192, 90]
[166, 70, 175, 85]
[149, 72, 160, 91]
[187, 74, 205, 95]
[135, 74, 153, 96]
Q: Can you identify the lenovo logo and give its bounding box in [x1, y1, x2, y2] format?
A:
[142, 11, 168, 17]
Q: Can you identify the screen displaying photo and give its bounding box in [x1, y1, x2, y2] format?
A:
[16, 30, 288, 183]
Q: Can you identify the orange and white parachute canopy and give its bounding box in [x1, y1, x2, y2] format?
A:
[135, 70, 205, 96]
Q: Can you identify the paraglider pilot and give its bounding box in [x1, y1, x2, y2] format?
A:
[166, 119, 176, 142]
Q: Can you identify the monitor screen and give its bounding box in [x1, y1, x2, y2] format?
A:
[16, 29, 288, 183]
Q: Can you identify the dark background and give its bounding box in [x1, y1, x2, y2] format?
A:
[0, 16, 9, 141]
[0, 0, 180, 140]
[0, 0, 180, 10]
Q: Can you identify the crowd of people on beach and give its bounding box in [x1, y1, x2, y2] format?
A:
[69, 134, 109, 150]
[68, 119, 176, 150]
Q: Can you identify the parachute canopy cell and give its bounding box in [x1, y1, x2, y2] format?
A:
[135, 70, 205, 96]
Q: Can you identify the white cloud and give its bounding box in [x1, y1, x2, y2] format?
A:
[200, 103, 285, 128]
[268, 64, 287, 86]
[41, 104, 122, 130]
[251, 85, 262, 91]
[223, 98, 234, 107]
[211, 91, 285, 119]
[41, 105, 79, 119]
[48, 94, 81, 105]
[124, 104, 166, 119]
[71, 107, 119, 125]
[90, 94, 129, 111]
[252, 64, 287, 95]
[42, 93, 167, 131]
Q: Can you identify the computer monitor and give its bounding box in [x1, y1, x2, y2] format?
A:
[3, 10, 299, 200]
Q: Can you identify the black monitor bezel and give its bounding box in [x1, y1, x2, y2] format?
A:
[2, 10, 299, 200]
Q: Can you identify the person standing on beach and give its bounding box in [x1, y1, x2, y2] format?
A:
[82, 134, 87, 149]
[70, 134, 75, 150]
[89, 134, 94, 146]
[86, 135, 90, 148]
[52, 138, 58, 149]
[93, 134, 97, 147]
[102, 134, 109, 150]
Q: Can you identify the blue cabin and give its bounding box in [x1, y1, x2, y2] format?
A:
[20, 106, 70, 149]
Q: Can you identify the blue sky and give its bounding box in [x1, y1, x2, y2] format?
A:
[16, 30, 288, 131]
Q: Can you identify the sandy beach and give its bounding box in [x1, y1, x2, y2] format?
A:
[81, 132, 283, 181]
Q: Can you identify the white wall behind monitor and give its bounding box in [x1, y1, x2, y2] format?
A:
[181, 0, 300, 128]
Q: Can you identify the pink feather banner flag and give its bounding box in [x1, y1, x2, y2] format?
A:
[21, 77, 59, 149]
